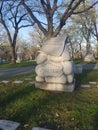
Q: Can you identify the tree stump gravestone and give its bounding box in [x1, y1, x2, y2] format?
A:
[35, 37, 75, 92]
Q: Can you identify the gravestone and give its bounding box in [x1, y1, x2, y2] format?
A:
[13, 80, 23, 84]
[0, 120, 20, 130]
[84, 43, 95, 62]
[1, 80, 10, 84]
[16, 47, 23, 63]
[80, 84, 90, 88]
[35, 36, 75, 92]
[89, 81, 97, 85]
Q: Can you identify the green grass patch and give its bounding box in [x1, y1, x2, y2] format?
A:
[0, 61, 36, 69]
[73, 58, 98, 64]
[0, 70, 98, 130]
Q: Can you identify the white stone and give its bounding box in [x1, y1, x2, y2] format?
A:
[47, 55, 62, 62]
[84, 54, 95, 62]
[35, 36, 75, 92]
[36, 62, 63, 77]
[43, 61, 63, 77]
[67, 74, 74, 83]
[24, 78, 33, 81]
[0, 120, 20, 130]
[89, 82, 97, 85]
[80, 84, 90, 88]
[32, 127, 50, 130]
[1, 80, 10, 84]
[61, 46, 71, 61]
[13, 80, 23, 84]
[36, 76, 45, 82]
[45, 75, 67, 84]
[36, 52, 47, 64]
[40, 36, 66, 56]
[35, 65, 44, 77]
[39, 81, 75, 92]
[62, 61, 73, 75]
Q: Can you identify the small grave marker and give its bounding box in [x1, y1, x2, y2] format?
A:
[1, 80, 10, 84]
[0, 120, 20, 130]
[80, 84, 90, 88]
[89, 82, 97, 85]
[32, 127, 50, 130]
[13, 80, 23, 84]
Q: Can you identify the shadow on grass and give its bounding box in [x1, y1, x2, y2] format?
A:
[0, 84, 36, 108]
[1, 65, 98, 130]
[94, 107, 98, 130]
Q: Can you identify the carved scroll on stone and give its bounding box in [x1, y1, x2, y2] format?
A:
[35, 36, 75, 92]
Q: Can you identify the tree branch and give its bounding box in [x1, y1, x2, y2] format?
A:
[73, 1, 98, 14]
[22, 0, 48, 36]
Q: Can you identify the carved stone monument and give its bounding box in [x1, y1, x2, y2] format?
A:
[84, 43, 95, 62]
[35, 36, 75, 92]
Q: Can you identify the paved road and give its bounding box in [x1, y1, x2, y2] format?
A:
[0, 63, 98, 79]
[0, 66, 35, 79]
[79, 63, 98, 70]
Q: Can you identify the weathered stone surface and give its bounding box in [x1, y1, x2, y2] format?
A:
[35, 36, 75, 92]
[38, 80, 75, 92]
[40, 36, 65, 56]
[45, 75, 67, 84]
[0, 120, 20, 130]
[36, 76, 45, 82]
[89, 82, 97, 85]
[84, 54, 95, 62]
[13, 80, 23, 84]
[36, 52, 47, 64]
[1, 80, 10, 84]
[35, 62, 63, 77]
[80, 84, 90, 88]
[62, 61, 73, 75]
[32, 127, 50, 130]
[67, 74, 74, 83]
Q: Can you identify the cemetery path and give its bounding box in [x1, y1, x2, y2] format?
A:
[0, 65, 35, 79]
[82, 63, 98, 70]
[0, 63, 98, 79]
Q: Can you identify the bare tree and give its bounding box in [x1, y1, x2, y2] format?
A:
[21, 0, 98, 39]
[29, 25, 45, 47]
[0, 0, 34, 63]
[91, 7, 98, 57]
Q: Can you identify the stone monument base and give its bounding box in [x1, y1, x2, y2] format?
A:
[84, 54, 95, 62]
[35, 80, 75, 92]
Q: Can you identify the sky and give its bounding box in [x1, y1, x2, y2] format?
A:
[18, 0, 98, 44]
[19, 27, 32, 42]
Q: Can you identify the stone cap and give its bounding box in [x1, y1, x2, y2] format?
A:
[40, 36, 67, 56]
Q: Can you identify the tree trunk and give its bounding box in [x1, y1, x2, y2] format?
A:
[11, 45, 16, 63]
[86, 42, 91, 54]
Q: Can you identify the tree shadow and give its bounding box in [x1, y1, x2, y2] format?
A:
[94, 106, 98, 130]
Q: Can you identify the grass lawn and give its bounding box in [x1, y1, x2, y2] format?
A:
[73, 58, 98, 64]
[0, 60, 36, 69]
[0, 70, 98, 130]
